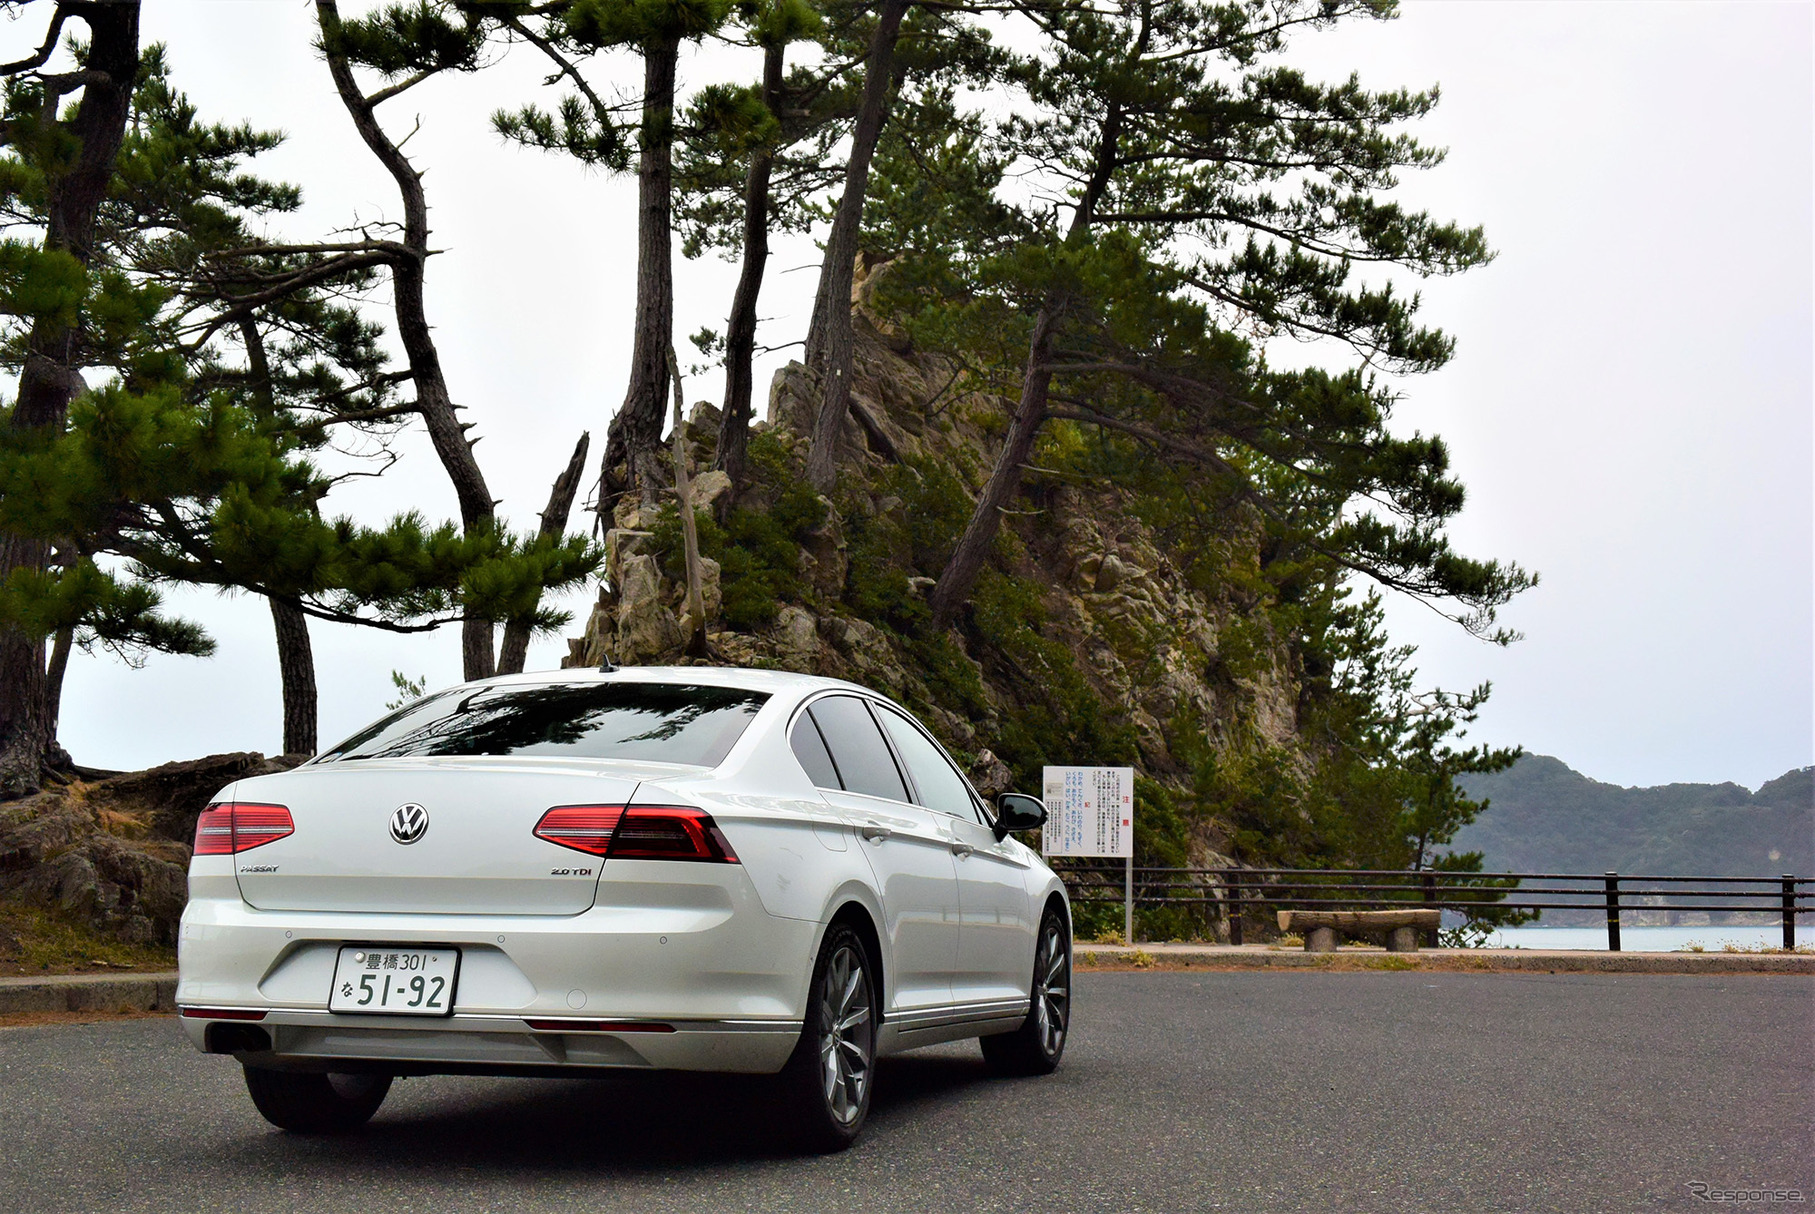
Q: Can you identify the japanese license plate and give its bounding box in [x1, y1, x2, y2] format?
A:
[329, 946, 459, 1016]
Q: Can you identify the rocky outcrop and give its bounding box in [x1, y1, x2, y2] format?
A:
[85, 752, 304, 843]
[0, 752, 303, 946]
[561, 317, 1300, 873]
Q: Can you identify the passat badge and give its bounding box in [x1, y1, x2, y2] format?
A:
[390, 803, 429, 845]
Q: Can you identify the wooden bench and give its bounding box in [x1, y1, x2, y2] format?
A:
[1276, 909, 1442, 953]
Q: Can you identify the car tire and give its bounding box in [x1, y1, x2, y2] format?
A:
[981, 904, 1070, 1077]
[778, 921, 878, 1153]
[243, 1066, 392, 1134]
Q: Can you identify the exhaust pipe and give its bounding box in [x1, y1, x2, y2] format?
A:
[204, 1023, 272, 1055]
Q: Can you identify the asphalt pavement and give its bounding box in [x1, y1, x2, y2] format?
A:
[1, 972, 1809, 1214]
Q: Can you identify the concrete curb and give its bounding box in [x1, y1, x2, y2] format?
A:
[1074, 945, 1815, 975]
[0, 971, 179, 1014]
[4, 946, 1805, 1013]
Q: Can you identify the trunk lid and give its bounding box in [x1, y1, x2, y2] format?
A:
[223, 758, 661, 915]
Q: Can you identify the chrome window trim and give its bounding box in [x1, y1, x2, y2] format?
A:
[869, 700, 996, 828]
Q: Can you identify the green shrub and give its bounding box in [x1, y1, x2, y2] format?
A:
[968, 567, 1138, 784]
[840, 456, 974, 635]
[648, 434, 827, 632]
[648, 503, 805, 632]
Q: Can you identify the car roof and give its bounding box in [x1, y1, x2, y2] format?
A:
[454, 664, 879, 704]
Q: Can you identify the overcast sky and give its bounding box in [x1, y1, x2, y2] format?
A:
[9, 1, 1810, 791]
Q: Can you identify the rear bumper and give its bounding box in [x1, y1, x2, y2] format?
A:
[186, 1010, 803, 1075]
[176, 892, 818, 1074]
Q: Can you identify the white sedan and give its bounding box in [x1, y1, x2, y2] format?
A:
[177, 666, 1072, 1150]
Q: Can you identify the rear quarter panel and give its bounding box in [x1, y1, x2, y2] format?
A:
[646, 696, 895, 1004]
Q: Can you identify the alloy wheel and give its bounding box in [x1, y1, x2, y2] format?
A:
[1033, 919, 1069, 1056]
[817, 943, 874, 1125]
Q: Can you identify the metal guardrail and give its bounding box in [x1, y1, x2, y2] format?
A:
[1052, 865, 1814, 952]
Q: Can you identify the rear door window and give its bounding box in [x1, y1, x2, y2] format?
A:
[320, 682, 768, 767]
[876, 706, 979, 821]
[806, 696, 909, 802]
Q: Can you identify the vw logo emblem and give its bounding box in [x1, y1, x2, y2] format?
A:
[390, 803, 429, 845]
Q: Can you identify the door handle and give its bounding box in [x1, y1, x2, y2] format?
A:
[860, 822, 892, 843]
[949, 840, 974, 858]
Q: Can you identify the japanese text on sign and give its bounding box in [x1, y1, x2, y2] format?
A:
[1040, 766, 1133, 857]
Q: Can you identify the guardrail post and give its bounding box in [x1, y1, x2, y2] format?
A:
[1422, 872, 1438, 948]
[1604, 872, 1621, 952]
[1785, 875, 1796, 950]
[1227, 874, 1243, 947]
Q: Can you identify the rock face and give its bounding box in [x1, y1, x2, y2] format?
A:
[615, 553, 685, 662]
[0, 753, 302, 946]
[86, 752, 301, 844]
[562, 315, 1302, 872]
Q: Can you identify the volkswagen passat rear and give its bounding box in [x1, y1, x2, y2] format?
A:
[178, 667, 1072, 1150]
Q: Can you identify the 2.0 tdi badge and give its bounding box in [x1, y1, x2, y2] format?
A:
[390, 803, 429, 845]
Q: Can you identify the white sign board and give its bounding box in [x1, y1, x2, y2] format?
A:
[1040, 766, 1134, 858]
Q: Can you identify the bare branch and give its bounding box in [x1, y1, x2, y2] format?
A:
[183, 249, 398, 345]
[0, 6, 67, 77]
[503, 14, 615, 127]
[365, 68, 433, 108]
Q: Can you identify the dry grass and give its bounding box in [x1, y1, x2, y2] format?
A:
[0, 903, 176, 978]
[1357, 955, 1419, 971]
[95, 807, 151, 839]
[0, 1008, 169, 1030]
[1677, 938, 1814, 956]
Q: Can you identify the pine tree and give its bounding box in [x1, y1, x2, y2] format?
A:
[796, 0, 1014, 491]
[0, 0, 140, 796]
[313, 0, 513, 680]
[673, 0, 839, 496]
[495, 0, 731, 513]
[106, 44, 396, 755]
[675, 0, 998, 497]
[1293, 589, 1527, 928]
[0, 31, 602, 776]
[850, 0, 1528, 637]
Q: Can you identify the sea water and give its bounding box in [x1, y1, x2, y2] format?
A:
[1485, 924, 1799, 952]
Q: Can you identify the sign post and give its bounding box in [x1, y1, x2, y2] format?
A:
[1040, 766, 1136, 943]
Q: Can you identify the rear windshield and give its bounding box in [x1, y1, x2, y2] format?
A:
[319, 682, 769, 767]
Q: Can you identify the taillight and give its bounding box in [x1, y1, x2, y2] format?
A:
[531, 804, 738, 863]
[533, 805, 624, 856]
[193, 804, 235, 855]
[232, 805, 294, 850]
[193, 803, 294, 855]
[611, 806, 739, 863]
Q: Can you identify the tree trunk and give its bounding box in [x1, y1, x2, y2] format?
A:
[318, 0, 499, 682]
[496, 431, 591, 675]
[0, 2, 141, 799]
[238, 316, 327, 748]
[802, 0, 910, 493]
[714, 38, 787, 498]
[269, 596, 318, 756]
[602, 35, 682, 514]
[44, 626, 72, 750]
[927, 304, 1060, 629]
[926, 89, 1130, 630]
[669, 351, 708, 658]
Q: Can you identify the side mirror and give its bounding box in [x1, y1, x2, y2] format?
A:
[993, 792, 1047, 841]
